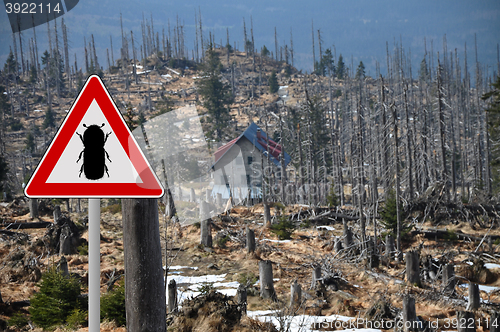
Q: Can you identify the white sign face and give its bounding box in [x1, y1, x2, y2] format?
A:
[46, 99, 142, 184]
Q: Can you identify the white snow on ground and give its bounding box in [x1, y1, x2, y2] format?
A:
[485, 263, 500, 270]
[261, 239, 292, 243]
[458, 283, 500, 293]
[248, 311, 359, 332]
[167, 265, 199, 270]
[279, 86, 289, 89]
[166, 273, 227, 285]
[317, 226, 335, 231]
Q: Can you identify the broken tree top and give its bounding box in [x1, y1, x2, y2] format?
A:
[24, 75, 164, 198]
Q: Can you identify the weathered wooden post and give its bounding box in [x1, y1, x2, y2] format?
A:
[237, 283, 247, 314]
[122, 198, 167, 331]
[290, 279, 302, 308]
[385, 234, 395, 259]
[246, 226, 255, 253]
[402, 296, 419, 332]
[405, 250, 421, 287]
[457, 311, 476, 332]
[443, 264, 455, 293]
[29, 198, 38, 219]
[201, 219, 212, 248]
[259, 260, 276, 300]
[264, 203, 271, 227]
[216, 193, 222, 207]
[190, 188, 196, 202]
[168, 279, 178, 313]
[467, 283, 480, 310]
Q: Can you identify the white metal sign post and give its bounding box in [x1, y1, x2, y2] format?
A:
[24, 75, 164, 331]
[88, 198, 101, 331]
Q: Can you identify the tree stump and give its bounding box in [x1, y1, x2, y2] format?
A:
[367, 237, 379, 269]
[29, 198, 38, 219]
[205, 189, 211, 204]
[402, 296, 420, 332]
[200, 201, 209, 220]
[190, 188, 196, 202]
[53, 205, 62, 225]
[168, 279, 178, 313]
[259, 260, 276, 300]
[467, 283, 480, 311]
[334, 237, 342, 253]
[201, 219, 212, 248]
[246, 227, 255, 253]
[290, 279, 301, 308]
[343, 225, 353, 249]
[264, 203, 271, 228]
[405, 250, 421, 287]
[385, 234, 395, 259]
[491, 311, 499, 332]
[59, 224, 73, 255]
[443, 264, 456, 293]
[457, 311, 476, 332]
[310, 265, 322, 289]
[178, 185, 183, 201]
[57, 256, 70, 277]
[237, 283, 247, 314]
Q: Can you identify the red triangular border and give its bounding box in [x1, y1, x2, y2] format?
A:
[24, 75, 164, 198]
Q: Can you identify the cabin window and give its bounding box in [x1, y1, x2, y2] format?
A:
[247, 156, 253, 165]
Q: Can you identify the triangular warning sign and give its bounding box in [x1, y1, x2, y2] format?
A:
[25, 75, 164, 198]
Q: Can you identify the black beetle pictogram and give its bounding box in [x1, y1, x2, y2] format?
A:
[76, 123, 112, 180]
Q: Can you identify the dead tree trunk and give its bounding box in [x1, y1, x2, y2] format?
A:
[246, 227, 255, 253]
[443, 264, 456, 293]
[200, 219, 212, 248]
[259, 260, 276, 300]
[405, 250, 421, 287]
[467, 283, 480, 310]
[457, 311, 476, 332]
[168, 279, 177, 313]
[290, 279, 301, 308]
[29, 199, 38, 219]
[122, 198, 166, 332]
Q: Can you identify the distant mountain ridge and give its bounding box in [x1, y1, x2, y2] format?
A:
[0, 0, 499, 78]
